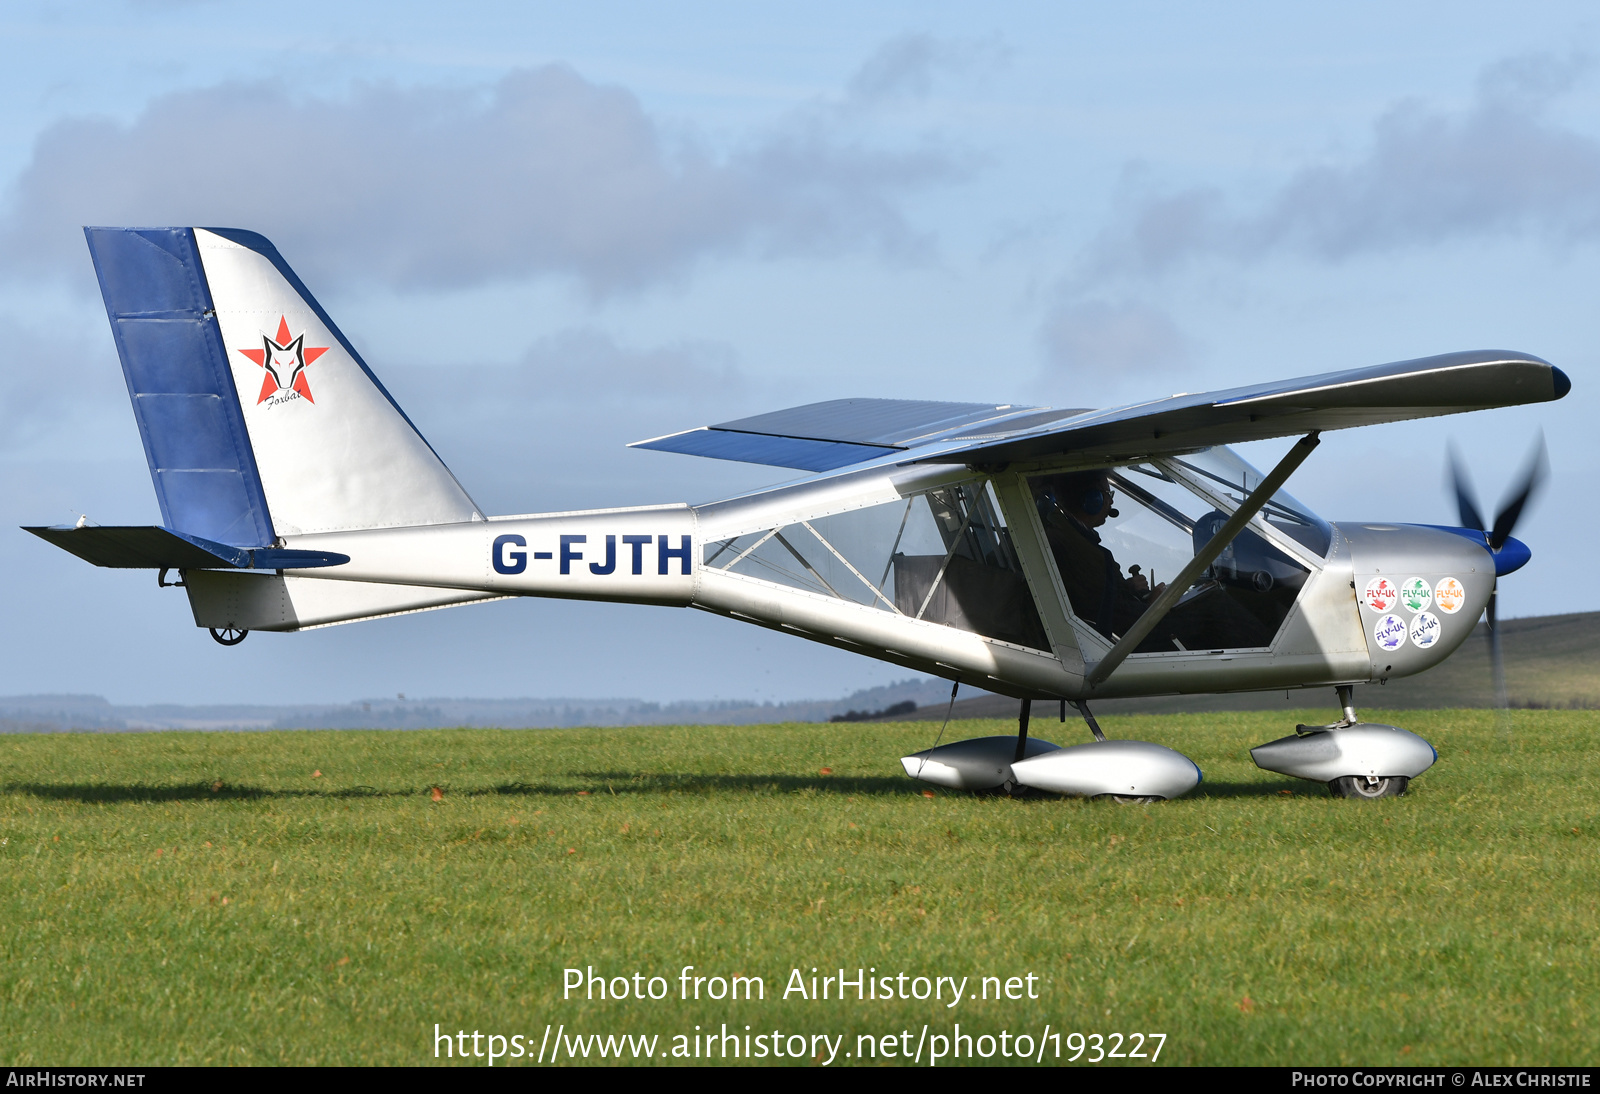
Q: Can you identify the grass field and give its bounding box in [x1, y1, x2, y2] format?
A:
[1, 710, 1597, 1067]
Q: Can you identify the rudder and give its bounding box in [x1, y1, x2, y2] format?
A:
[85, 227, 275, 547]
[85, 227, 483, 543]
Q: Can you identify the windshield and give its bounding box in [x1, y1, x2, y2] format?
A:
[1030, 457, 1318, 654]
[1166, 446, 1332, 557]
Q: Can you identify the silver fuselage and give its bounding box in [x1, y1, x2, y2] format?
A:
[180, 448, 1494, 703]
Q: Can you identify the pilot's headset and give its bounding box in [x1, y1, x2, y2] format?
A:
[1039, 474, 1119, 521]
[1075, 476, 1120, 520]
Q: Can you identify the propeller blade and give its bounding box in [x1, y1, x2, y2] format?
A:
[1488, 433, 1549, 551]
[1447, 443, 1486, 533]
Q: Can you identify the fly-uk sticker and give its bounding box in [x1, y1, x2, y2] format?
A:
[1374, 613, 1408, 652]
[1409, 611, 1442, 650]
[1365, 577, 1398, 612]
[1400, 577, 1432, 613]
[1434, 577, 1466, 614]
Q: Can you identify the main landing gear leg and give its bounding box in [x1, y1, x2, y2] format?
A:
[1071, 700, 1109, 742]
[1013, 699, 1032, 763]
[1001, 700, 1034, 797]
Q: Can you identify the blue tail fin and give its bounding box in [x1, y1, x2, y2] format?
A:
[87, 226, 482, 540]
[85, 227, 275, 548]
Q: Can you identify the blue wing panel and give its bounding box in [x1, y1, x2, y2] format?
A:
[712, 398, 1027, 445]
[85, 228, 275, 548]
[632, 428, 897, 471]
[630, 399, 1050, 470]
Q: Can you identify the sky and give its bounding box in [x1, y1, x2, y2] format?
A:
[2, 1, 1597, 705]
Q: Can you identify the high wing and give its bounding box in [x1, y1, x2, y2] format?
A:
[630, 349, 1569, 471]
[630, 398, 1066, 472]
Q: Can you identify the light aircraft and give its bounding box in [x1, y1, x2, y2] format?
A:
[28, 228, 1571, 802]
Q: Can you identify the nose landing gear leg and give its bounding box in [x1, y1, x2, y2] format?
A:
[1296, 684, 1359, 734]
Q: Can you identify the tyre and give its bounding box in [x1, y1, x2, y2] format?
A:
[1093, 794, 1164, 804]
[1328, 775, 1408, 799]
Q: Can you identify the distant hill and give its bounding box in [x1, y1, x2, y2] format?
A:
[0, 678, 966, 732]
[5, 611, 1596, 731]
[873, 611, 1600, 723]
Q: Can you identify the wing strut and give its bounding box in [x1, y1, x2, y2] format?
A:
[1085, 431, 1323, 690]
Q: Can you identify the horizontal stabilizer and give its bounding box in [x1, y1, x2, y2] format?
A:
[24, 525, 349, 570]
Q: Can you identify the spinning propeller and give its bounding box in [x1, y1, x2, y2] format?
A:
[1446, 435, 1548, 710]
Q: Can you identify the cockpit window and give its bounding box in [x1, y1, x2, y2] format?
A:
[891, 482, 1050, 650]
[1167, 447, 1332, 557]
[1030, 455, 1315, 653]
[704, 478, 1051, 651]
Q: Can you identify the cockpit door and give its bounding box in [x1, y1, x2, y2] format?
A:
[995, 451, 1332, 666]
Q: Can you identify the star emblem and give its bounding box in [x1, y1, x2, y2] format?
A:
[238, 316, 330, 404]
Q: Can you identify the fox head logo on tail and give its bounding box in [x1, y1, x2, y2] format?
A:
[238, 316, 329, 404]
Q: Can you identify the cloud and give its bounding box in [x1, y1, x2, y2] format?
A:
[845, 32, 1008, 104]
[375, 329, 766, 514]
[1080, 53, 1600, 280]
[0, 318, 123, 455]
[0, 64, 960, 294]
[1038, 298, 1193, 380]
[386, 327, 742, 410]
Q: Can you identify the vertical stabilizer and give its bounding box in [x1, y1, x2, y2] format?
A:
[86, 226, 483, 544]
[192, 228, 482, 535]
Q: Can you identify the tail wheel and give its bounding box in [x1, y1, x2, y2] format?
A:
[209, 627, 248, 646]
[1329, 775, 1408, 799]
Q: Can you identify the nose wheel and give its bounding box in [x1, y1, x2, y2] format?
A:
[1328, 775, 1408, 799]
[1251, 686, 1433, 798]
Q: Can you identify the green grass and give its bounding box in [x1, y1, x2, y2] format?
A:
[1, 710, 1596, 1066]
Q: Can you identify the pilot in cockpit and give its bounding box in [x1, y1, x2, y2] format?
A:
[1035, 467, 1279, 651]
[1036, 469, 1163, 641]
